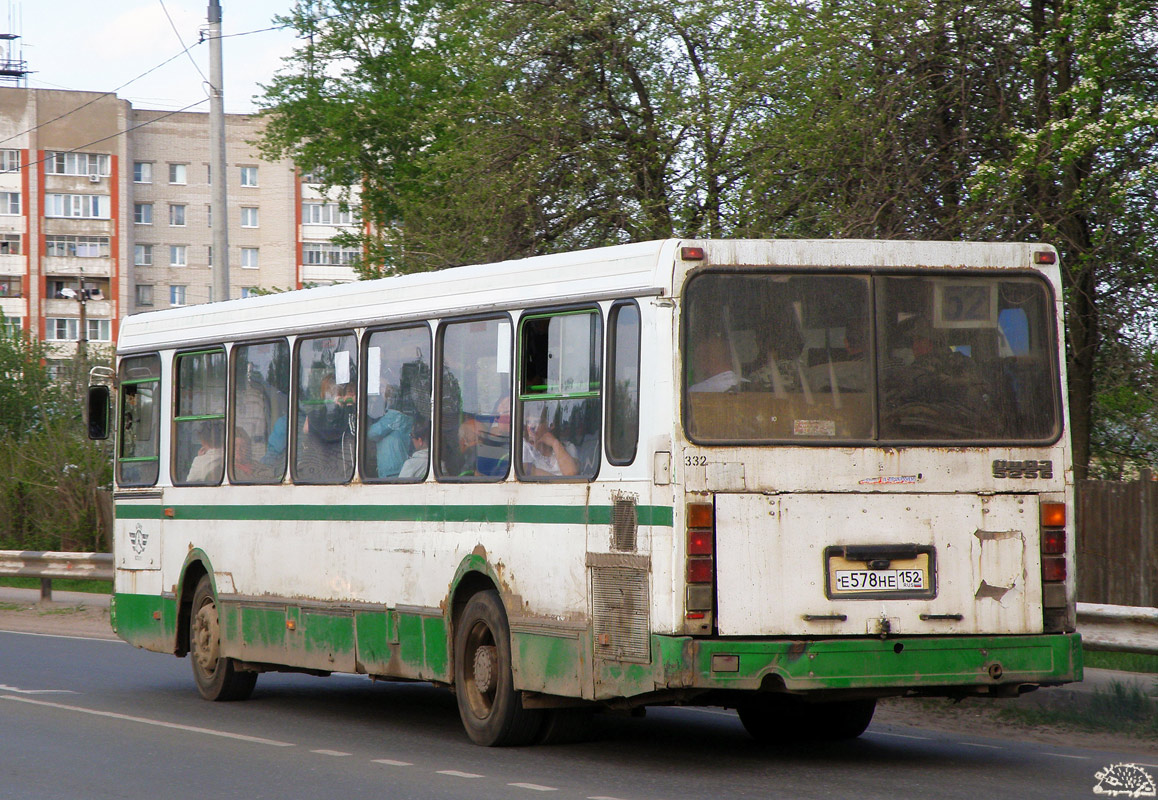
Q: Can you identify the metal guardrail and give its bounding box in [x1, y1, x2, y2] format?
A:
[2, 550, 1157, 655]
[1077, 602, 1158, 656]
[0, 550, 114, 602]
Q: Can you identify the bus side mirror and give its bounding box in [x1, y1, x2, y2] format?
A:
[87, 385, 111, 440]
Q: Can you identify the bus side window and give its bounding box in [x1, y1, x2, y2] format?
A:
[363, 325, 432, 482]
[294, 333, 358, 484]
[231, 340, 289, 484]
[117, 354, 161, 487]
[173, 349, 227, 486]
[606, 301, 640, 465]
[516, 309, 602, 481]
[436, 317, 511, 481]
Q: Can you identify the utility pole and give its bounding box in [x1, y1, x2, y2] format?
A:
[208, 0, 230, 302]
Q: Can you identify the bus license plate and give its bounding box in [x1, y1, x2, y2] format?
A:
[834, 569, 925, 592]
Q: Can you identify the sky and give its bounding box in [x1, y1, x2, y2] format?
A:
[10, 0, 301, 114]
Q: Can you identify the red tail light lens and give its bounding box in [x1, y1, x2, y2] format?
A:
[1042, 529, 1066, 555]
[1041, 556, 1067, 582]
[686, 557, 714, 584]
[688, 529, 713, 555]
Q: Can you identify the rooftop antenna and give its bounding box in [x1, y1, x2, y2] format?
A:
[0, 3, 29, 86]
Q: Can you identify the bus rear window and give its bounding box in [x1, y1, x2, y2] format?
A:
[683, 271, 1059, 444]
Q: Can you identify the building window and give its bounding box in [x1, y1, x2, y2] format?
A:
[241, 247, 259, 269]
[0, 233, 21, 255]
[134, 244, 153, 266]
[170, 285, 187, 306]
[302, 242, 360, 266]
[301, 202, 357, 226]
[46, 235, 109, 258]
[0, 276, 21, 297]
[46, 317, 79, 341]
[240, 286, 257, 298]
[134, 203, 153, 225]
[0, 315, 21, 335]
[135, 284, 154, 307]
[0, 149, 19, 172]
[240, 206, 258, 228]
[207, 245, 212, 267]
[168, 163, 187, 184]
[86, 319, 112, 342]
[170, 245, 187, 267]
[133, 162, 153, 183]
[240, 166, 258, 187]
[206, 204, 212, 228]
[45, 151, 110, 177]
[169, 204, 186, 226]
[45, 194, 109, 219]
[0, 192, 20, 215]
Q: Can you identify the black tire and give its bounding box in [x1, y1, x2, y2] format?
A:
[537, 707, 596, 745]
[454, 590, 543, 746]
[737, 695, 875, 744]
[189, 574, 257, 702]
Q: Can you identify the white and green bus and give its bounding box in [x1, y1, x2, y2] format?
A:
[90, 239, 1081, 746]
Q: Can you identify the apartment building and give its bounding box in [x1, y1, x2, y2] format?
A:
[0, 87, 360, 361]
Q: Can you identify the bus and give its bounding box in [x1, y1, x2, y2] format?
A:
[89, 238, 1081, 746]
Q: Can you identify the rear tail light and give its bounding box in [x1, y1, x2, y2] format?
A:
[1040, 500, 1070, 632]
[685, 502, 715, 621]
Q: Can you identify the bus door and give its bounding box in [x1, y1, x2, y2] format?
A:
[114, 355, 165, 579]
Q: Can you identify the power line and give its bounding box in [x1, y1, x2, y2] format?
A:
[3, 43, 205, 148]
[158, 0, 209, 85]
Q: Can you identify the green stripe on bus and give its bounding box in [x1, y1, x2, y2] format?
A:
[114, 502, 674, 526]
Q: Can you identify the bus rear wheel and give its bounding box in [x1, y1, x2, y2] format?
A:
[737, 695, 875, 744]
[189, 574, 257, 702]
[454, 590, 543, 746]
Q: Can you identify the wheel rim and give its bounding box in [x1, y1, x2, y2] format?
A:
[192, 598, 222, 677]
[463, 619, 498, 719]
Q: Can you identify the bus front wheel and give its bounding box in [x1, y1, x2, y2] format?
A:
[454, 590, 542, 746]
[189, 574, 257, 702]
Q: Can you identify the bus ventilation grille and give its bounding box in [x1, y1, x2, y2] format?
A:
[611, 492, 638, 552]
[592, 566, 650, 664]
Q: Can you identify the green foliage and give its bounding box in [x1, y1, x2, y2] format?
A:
[257, 0, 1158, 474]
[0, 318, 113, 552]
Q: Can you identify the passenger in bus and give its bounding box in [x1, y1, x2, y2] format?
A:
[522, 403, 579, 476]
[476, 395, 511, 477]
[457, 417, 481, 476]
[367, 385, 414, 478]
[302, 378, 357, 479]
[186, 420, 224, 483]
[689, 335, 740, 393]
[398, 419, 430, 479]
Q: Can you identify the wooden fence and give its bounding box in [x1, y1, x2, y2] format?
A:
[1077, 476, 1158, 607]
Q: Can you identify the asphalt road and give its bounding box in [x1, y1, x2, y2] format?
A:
[1, 629, 1154, 800]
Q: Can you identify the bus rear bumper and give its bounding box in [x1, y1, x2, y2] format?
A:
[658, 632, 1083, 696]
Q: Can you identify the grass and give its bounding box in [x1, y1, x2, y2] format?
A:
[1083, 649, 1158, 674]
[998, 680, 1158, 740]
[0, 576, 113, 594]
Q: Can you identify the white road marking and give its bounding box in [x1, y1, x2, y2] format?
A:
[958, 742, 1001, 749]
[311, 749, 351, 757]
[0, 684, 77, 695]
[509, 783, 558, 791]
[1043, 753, 1090, 760]
[682, 707, 737, 718]
[437, 770, 484, 778]
[372, 759, 413, 767]
[0, 695, 295, 747]
[588, 796, 631, 800]
[0, 630, 123, 643]
[868, 731, 931, 741]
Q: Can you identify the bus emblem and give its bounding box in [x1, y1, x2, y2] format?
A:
[129, 524, 149, 555]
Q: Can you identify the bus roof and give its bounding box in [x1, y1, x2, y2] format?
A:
[116, 238, 1057, 354]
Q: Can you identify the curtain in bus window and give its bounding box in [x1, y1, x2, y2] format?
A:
[117, 355, 161, 487]
[295, 334, 358, 483]
[232, 341, 290, 484]
[438, 318, 511, 480]
[364, 326, 432, 481]
[876, 275, 1058, 441]
[517, 310, 602, 479]
[173, 350, 227, 486]
[683, 273, 873, 442]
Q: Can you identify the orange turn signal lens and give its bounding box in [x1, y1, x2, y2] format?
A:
[1041, 503, 1066, 528]
[687, 502, 714, 529]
